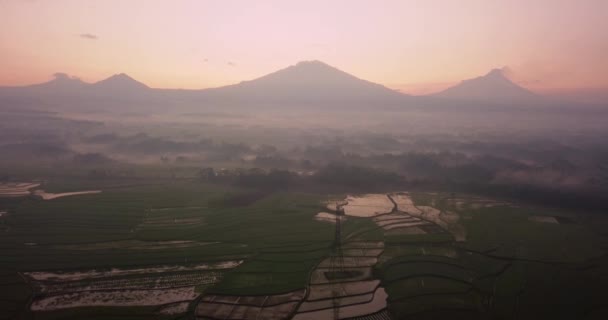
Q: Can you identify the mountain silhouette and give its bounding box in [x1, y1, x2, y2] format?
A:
[16, 72, 149, 95]
[200, 60, 407, 105]
[0, 72, 153, 112]
[92, 73, 149, 92]
[0, 62, 566, 112]
[433, 68, 539, 103]
[26, 73, 89, 92]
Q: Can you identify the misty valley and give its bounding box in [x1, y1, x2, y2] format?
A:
[1, 60, 608, 320]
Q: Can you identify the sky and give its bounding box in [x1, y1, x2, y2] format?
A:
[0, 0, 606, 94]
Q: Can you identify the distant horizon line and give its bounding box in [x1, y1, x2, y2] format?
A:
[2, 60, 607, 96]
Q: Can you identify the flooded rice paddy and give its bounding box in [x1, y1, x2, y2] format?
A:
[12, 189, 600, 319]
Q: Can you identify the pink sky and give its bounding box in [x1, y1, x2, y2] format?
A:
[0, 0, 606, 94]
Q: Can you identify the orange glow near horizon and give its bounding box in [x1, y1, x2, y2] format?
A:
[0, 0, 607, 94]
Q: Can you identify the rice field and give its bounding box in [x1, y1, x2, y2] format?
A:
[0, 182, 41, 197]
[1, 181, 607, 319]
[316, 192, 608, 319]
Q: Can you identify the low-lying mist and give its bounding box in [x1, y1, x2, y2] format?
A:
[2, 104, 607, 211]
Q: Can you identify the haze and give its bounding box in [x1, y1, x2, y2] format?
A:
[1, 0, 607, 95]
[2, 2, 608, 320]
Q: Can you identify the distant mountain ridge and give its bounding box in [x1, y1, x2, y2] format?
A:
[26, 73, 89, 92]
[0, 61, 561, 111]
[92, 73, 149, 91]
[199, 60, 407, 105]
[433, 68, 539, 103]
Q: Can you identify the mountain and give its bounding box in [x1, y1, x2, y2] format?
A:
[7, 72, 149, 95]
[432, 68, 539, 103]
[2, 63, 561, 113]
[92, 73, 149, 92]
[200, 60, 407, 105]
[0, 72, 154, 112]
[1, 62, 408, 111]
[25, 73, 89, 93]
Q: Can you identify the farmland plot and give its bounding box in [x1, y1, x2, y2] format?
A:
[33, 190, 102, 200]
[342, 194, 394, 217]
[35, 270, 224, 293]
[31, 287, 199, 311]
[293, 240, 388, 319]
[26, 261, 243, 312]
[0, 182, 40, 197]
[196, 289, 305, 320]
[25, 260, 243, 281]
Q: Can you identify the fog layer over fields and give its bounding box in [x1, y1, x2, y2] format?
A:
[1, 61, 608, 210]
